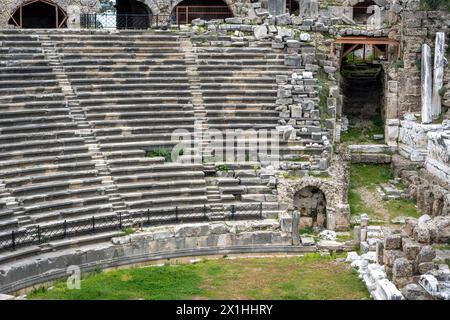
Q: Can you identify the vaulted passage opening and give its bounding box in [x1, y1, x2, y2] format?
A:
[341, 53, 385, 136]
[294, 187, 327, 231]
[352, 0, 377, 24]
[115, 0, 152, 29]
[337, 37, 400, 142]
[172, 0, 233, 25]
[8, 0, 67, 28]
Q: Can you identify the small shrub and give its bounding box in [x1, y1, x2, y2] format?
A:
[145, 148, 183, 162]
[439, 86, 448, 97]
[391, 59, 404, 69]
[217, 164, 229, 172]
[299, 227, 314, 235]
[123, 227, 135, 236]
[420, 0, 450, 11]
[415, 58, 422, 71]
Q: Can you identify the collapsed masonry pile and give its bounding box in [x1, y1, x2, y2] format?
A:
[348, 213, 405, 299]
[346, 250, 404, 300]
[392, 154, 450, 217]
[378, 214, 450, 300]
[350, 214, 450, 300]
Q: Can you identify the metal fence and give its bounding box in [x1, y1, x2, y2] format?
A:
[175, 6, 233, 25]
[80, 14, 170, 30]
[0, 203, 264, 251]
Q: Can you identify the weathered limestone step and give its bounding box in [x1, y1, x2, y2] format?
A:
[179, 38, 212, 162]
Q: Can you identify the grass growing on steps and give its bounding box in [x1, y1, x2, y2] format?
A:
[384, 199, 421, 220]
[340, 116, 385, 145]
[28, 254, 370, 300]
[349, 164, 421, 223]
[350, 164, 393, 191]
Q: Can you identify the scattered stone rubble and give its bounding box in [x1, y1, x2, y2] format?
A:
[348, 213, 450, 300]
[377, 178, 410, 200]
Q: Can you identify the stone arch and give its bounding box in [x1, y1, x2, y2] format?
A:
[278, 175, 350, 231]
[8, 0, 67, 28]
[116, 0, 152, 29]
[141, 0, 160, 15]
[170, 0, 237, 23]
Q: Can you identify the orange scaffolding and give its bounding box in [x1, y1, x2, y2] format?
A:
[175, 6, 233, 25]
[335, 36, 401, 61]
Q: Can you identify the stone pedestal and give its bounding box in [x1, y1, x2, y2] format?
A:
[292, 210, 300, 245]
[421, 44, 433, 124]
[268, 0, 286, 16]
[432, 32, 445, 120]
[67, 5, 81, 29]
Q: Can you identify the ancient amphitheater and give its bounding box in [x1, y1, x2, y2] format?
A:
[0, 0, 449, 300]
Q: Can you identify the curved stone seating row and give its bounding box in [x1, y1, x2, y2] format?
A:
[0, 30, 295, 259]
[0, 33, 115, 234]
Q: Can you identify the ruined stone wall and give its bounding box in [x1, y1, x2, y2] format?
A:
[376, 215, 450, 299]
[392, 154, 450, 217]
[426, 130, 450, 181]
[277, 155, 351, 231]
[388, 1, 450, 118]
[0, 219, 297, 293]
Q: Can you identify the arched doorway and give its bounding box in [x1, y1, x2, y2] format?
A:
[8, 0, 67, 28]
[336, 37, 400, 142]
[294, 187, 327, 231]
[286, 0, 300, 15]
[172, 0, 233, 25]
[115, 0, 151, 29]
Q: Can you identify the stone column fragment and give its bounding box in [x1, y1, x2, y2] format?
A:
[431, 32, 445, 119]
[421, 44, 433, 124]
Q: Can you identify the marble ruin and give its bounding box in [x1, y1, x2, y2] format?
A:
[0, 0, 449, 300]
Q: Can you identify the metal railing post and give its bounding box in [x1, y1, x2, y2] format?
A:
[231, 205, 235, 220]
[11, 231, 15, 251]
[63, 220, 67, 238]
[260, 202, 263, 219]
[119, 212, 122, 229]
[37, 225, 41, 243]
[92, 216, 95, 233]
[203, 204, 207, 219]
[175, 206, 179, 222]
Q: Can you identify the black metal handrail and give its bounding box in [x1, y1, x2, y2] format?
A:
[0, 203, 264, 251]
[80, 13, 170, 30]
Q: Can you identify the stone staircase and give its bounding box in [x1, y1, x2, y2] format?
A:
[0, 29, 297, 258]
[0, 32, 115, 235]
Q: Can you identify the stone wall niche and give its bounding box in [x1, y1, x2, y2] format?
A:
[294, 186, 327, 231]
[277, 175, 351, 231]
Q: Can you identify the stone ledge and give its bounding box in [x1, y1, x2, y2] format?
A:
[0, 244, 318, 295]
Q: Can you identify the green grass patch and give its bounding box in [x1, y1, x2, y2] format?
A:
[340, 119, 384, 145]
[145, 148, 183, 162]
[348, 188, 377, 217]
[384, 199, 421, 220]
[28, 255, 370, 300]
[299, 227, 314, 235]
[348, 164, 421, 222]
[350, 164, 393, 191]
[433, 244, 450, 250]
[420, 0, 450, 11]
[217, 164, 229, 172]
